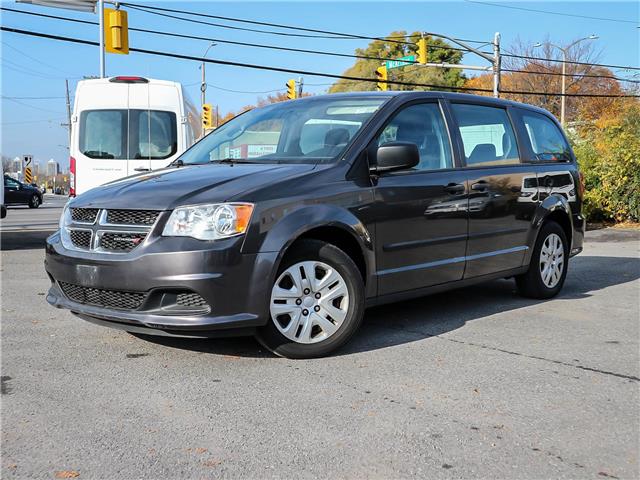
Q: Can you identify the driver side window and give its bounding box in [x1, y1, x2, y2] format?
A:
[4, 176, 20, 188]
[377, 103, 453, 171]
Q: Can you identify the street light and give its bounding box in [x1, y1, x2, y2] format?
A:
[200, 43, 217, 110]
[535, 35, 599, 125]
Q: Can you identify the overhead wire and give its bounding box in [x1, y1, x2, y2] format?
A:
[4, 6, 638, 85]
[2, 26, 638, 99]
[463, 0, 639, 25]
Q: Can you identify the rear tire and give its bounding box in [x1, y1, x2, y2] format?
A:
[256, 239, 365, 359]
[28, 194, 41, 208]
[516, 221, 569, 299]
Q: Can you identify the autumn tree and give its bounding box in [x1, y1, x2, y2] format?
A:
[329, 31, 466, 93]
[465, 38, 629, 122]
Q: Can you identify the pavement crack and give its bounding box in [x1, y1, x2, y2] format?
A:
[368, 322, 640, 382]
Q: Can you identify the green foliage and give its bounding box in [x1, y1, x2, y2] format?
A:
[329, 31, 466, 93]
[572, 102, 640, 222]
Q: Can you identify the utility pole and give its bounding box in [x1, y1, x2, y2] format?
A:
[98, 0, 105, 77]
[297, 76, 304, 98]
[65, 79, 72, 143]
[200, 42, 216, 138]
[535, 35, 598, 125]
[493, 32, 501, 98]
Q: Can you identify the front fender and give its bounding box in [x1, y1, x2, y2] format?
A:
[247, 204, 376, 298]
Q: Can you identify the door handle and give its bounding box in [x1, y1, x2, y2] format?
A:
[471, 181, 489, 191]
[134, 167, 151, 172]
[444, 183, 465, 194]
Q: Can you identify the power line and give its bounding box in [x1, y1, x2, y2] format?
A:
[502, 51, 640, 72]
[2, 96, 66, 114]
[1, 118, 66, 126]
[0, 25, 492, 93]
[1, 95, 67, 100]
[2, 41, 82, 77]
[120, 2, 412, 44]
[501, 68, 640, 84]
[0, 7, 468, 64]
[122, 5, 468, 56]
[113, 3, 640, 70]
[207, 83, 284, 94]
[3, 26, 638, 99]
[6, 5, 638, 85]
[463, 0, 639, 25]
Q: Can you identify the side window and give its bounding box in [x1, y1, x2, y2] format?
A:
[521, 111, 571, 162]
[451, 104, 520, 167]
[377, 103, 453, 171]
[4, 176, 20, 188]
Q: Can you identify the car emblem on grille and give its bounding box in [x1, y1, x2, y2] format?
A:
[63, 208, 158, 254]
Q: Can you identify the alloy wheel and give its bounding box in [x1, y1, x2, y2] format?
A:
[270, 260, 349, 344]
[539, 233, 564, 288]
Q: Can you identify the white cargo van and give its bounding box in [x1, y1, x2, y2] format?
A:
[70, 76, 200, 196]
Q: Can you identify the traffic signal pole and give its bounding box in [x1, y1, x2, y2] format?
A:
[98, 0, 105, 77]
[416, 31, 501, 98]
[493, 32, 501, 98]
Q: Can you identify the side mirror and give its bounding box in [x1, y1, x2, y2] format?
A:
[372, 142, 419, 173]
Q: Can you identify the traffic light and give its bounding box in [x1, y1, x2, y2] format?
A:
[417, 38, 427, 65]
[104, 8, 129, 55]
[286, 79, 297, 100]
[202, 104, 213, 129]
[375, 66, 388, 91]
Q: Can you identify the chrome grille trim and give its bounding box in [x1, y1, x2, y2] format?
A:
[70, 208, 98, 224]
[68, 228, 93, 250]
[61, 208, 162, 254]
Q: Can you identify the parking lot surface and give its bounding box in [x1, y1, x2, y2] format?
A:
[1, 227, 638, 479]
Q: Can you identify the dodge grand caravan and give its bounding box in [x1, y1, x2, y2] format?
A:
[45, 92, 585, 358]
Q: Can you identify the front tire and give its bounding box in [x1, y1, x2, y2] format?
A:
[257, 239, 365, 359]
[516, 221, 569, 299]
[28, 194, 41, 208]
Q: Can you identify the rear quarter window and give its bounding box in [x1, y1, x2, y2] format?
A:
[450, 103, 520, 167]
[521, 111, 572, 162]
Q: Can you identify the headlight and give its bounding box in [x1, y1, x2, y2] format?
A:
[59, 202, 71, 228]
[162, 203, 254, 241]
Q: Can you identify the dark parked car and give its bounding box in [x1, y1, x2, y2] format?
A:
[4, 175, 43, 208]
[45, 92, 585, 358]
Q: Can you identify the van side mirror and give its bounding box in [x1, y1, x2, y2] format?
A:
[372, 142, 420, 173]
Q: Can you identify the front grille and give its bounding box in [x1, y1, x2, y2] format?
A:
[106, 209, 160, 226]
[99, 232, 147, 252]
[176, 292, 208, 308]
[69, 229, 92, 249]
[59, 281, 146, 310]
[70, 208, 98, 223]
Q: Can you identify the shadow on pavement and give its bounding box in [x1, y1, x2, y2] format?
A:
[135, 254, 640, 358]
[0, 231, 53, 251]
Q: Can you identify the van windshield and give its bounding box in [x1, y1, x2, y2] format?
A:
[178, 96, 388, 165]
[79, 109, 177, 160]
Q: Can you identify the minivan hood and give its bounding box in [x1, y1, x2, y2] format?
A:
[70, 163, 317, 210]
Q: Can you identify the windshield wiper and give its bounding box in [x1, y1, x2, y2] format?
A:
[209, 158, 259, 164]
[83, 150, 114, 159]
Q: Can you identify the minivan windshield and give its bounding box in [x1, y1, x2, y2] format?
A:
[178, 96, 388, 165]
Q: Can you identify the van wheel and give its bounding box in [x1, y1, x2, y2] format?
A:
[28, 194, 41, 208]
[256, 239, 365, 359]
[516, 221, 569, 299]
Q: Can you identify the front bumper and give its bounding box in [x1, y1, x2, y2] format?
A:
[45, 231, 278, 337]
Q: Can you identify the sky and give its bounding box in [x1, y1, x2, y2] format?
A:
[1, 0, 639, 171]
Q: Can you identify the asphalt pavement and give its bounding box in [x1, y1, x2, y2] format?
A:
[1, 221, 638, 479]
[1, 194, 68, 250]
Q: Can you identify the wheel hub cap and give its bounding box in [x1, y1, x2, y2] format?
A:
[539, 233, 564, 288]
[270, 260, 349, 344]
